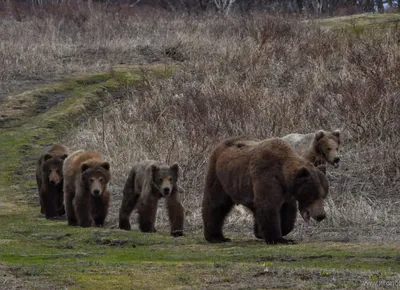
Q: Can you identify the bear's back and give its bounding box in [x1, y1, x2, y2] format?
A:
[48, 144, 68, 157]
[281, 133, 315, 155]
[252, 138, 307, 168]
[63, 150, 104, 179]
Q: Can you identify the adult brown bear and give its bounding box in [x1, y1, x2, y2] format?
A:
[63, 150, 111, 227]
[35, 144, 68, 218]
[119, 160, 184, 237]
[202, 136, 329, 244]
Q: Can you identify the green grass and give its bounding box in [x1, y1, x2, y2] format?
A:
[0, 62, 399, 289]
[1, 209, 399, 289]
[311, 12, 400, 34]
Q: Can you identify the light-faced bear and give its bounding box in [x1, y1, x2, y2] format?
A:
[282, 130, 341, 174]
[63, 150, 111, 227]
[35, 144, 68, 218]
[119, 160, 184, 237]
[202, 136, 329, 244]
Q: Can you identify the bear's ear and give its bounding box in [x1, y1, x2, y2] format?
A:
[101, 162, 110, 171]
[61, 154, 68, 161]
[81, 163, 90, 172]
[170, 162, 179, 177]
[295, 167, 310, 180]
[150, 164, 159, 174]
[43, 154, 53, 161]
[332, 130, 340, 138]
[315, 130, 325, 141]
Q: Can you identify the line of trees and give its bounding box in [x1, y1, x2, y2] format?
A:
[2, 0, 399, 15]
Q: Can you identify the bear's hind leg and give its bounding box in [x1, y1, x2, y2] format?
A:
[119, 192, 139, 231]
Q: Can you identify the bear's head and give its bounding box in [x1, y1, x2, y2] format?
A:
[81, 162, 111, 197]
[314, 130, 341, 168]
[293, 165, 329, 223]
[42, 153, 68, 186]
[150, 163, 179, 197]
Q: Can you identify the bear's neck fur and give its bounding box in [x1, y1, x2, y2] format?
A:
[303, 139, 324, 165]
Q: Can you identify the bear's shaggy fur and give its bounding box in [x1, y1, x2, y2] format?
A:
[282, 130, 341, 173]
[119, 160, 184, 237]
[202, 136, 329, 244]
[63, 150, 111, 227]
[35, 144, 68, 218]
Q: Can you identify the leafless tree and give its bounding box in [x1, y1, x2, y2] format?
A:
[212, 0, 236, 14]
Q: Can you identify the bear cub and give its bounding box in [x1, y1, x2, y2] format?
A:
[119, 160, 184, 237]
[63, 150, 111, 227]
[282, 130, 341, 173]
[35, 144, 68, 218]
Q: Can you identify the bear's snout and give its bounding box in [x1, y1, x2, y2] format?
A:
[314, 214, 326, 222]
[163, 187, 171, 196]
[333, 157, 340, 166]
[49, 177, 60, 186]
[306, 199, 327, 223]
[49, 169, 61, 186]
[92, 189, 101, 196]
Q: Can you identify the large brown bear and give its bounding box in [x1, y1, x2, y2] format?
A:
[202, 136, 329, 244]
[35, 144, 68, 218]
[63, 150, 111, 227]
[119, 160, 184, 237]
[282, 130, 341, 173]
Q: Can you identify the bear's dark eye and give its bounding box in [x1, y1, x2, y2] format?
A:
[99, 177, 103, 182]
[159, 178, 163, 183]
[90, 178, 95, 182]
[168, 177, 172, 182]
[327, 147, 332, 151]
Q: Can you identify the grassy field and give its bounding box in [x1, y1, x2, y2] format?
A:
[0, 6, 399, 290]
[314, 12, 400, 28]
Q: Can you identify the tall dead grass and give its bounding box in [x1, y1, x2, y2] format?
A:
[0, 3, 176, 96]
[3, 5, 399, 241]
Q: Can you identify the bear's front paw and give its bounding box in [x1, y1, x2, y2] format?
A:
[67, 219, 78, 226]
[171, 230, 184, 237]
[46, 215, 57, 220]
[78, 218, 94, 228]
[265, 238, 296, 245]
[119, 220, 131, 231]
[207, 237, 231, 243]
